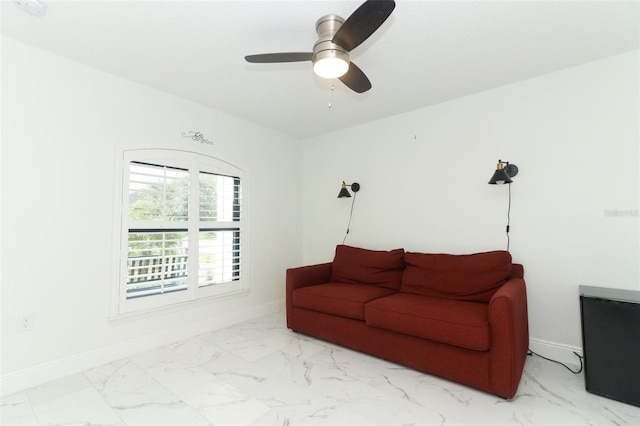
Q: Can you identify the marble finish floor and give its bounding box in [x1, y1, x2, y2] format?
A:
[2, 312, 639, 425]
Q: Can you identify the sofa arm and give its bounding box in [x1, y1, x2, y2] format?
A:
[488, 277, 529, 399]
[286, 263, 332, 329]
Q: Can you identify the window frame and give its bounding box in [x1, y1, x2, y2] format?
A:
[110, 147, 248, 318]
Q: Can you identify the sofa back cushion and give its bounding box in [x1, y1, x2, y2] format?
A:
[330, 245, 405, 290]
[401, 250, 513, 302]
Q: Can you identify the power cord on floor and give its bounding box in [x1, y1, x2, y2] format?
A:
[527, 349, 584, 374]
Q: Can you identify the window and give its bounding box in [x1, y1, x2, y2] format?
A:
[115, 149, 245, 315]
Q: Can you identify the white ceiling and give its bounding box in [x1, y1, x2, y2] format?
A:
[2, 0, 639, 139]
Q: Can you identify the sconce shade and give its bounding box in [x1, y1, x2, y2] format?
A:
[488, 168, 513, 185]
[488, 160, 517, 184]
[337, 181, 360, 198]
[338, 182, 352, 198]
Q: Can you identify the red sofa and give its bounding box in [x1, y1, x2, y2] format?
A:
[286, 245, 529, 399]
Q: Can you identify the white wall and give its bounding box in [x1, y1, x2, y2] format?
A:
[1, 37, 303, 393]
[302, 50, 640, 361]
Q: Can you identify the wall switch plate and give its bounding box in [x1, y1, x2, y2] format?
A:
[18, 313, 35, 332]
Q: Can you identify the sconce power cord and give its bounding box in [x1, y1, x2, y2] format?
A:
[342, 191, 357, 244]
[527, 349, 583, 374]
[506, 182, 511, 251]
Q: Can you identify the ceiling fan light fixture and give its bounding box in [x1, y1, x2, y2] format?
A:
[313, 50, 349, 79]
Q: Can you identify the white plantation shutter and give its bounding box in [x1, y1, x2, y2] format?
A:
[199, 172, 241, 222]
[197, 171, 241, 288]
[128, 162, 189, 222]
[198, 229, 241, 287]
[126, 161, 191, 300]
[126, 230, 189, 298]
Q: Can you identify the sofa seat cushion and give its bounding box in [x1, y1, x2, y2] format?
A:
[401, 250, 513, 302]
[365, 293, 490, 351]
[293, 283, 397, 320]
[330, 245, 405, 290]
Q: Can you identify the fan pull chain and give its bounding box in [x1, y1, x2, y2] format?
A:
[328, 84, 335, 109]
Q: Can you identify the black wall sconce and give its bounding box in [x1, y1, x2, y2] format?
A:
[488, 160, 519, 251]
[337, 181, 361, 198]
[488, 160, 519, 184]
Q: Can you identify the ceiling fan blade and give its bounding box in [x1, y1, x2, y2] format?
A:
[339, 62, 372, 93]
[332, 0, 395, 52]
[245, 52, 313, 63]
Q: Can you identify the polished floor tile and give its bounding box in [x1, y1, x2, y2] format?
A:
[2, 311, 639, 425]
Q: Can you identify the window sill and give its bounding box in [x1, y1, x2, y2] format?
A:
[108, 288, 250, 325]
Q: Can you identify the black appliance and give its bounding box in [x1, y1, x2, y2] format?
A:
[580, 285, 640, 407]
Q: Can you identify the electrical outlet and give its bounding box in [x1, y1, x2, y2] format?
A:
[18, 313, 35, 332]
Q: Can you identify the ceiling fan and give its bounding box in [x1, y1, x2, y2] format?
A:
[245, 0, 396, 94]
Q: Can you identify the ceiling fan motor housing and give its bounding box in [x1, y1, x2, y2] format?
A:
[313, 15, 350, 73]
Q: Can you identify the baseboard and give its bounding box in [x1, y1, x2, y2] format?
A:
[529, 337, 583, 368]
[0, 299, 284, 397]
